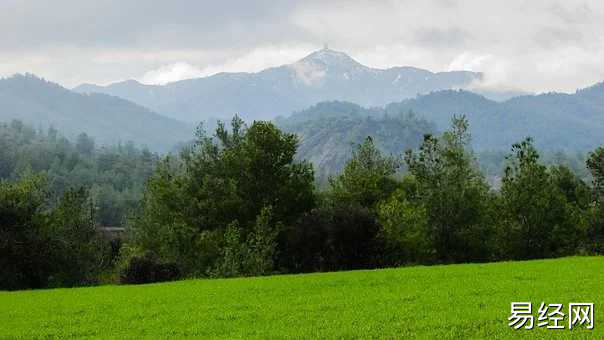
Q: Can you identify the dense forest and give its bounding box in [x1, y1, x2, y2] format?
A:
[0, 120, 157, 227]
[1, 116, 603, 290]
[276, 101, 437, 182]
[277, 101, 591, 183]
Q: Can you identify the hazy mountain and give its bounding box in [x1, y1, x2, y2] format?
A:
[276, 82, 604, 179]
[385, 83, 604, 151]
[0, 74, 193, 151]
[74, 48, 481, 123]
[276, 101, 437, 181]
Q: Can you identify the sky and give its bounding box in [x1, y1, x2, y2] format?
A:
[1, 0, 603, 93]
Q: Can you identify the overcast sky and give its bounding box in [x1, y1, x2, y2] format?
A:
[1, 0, 603, 93]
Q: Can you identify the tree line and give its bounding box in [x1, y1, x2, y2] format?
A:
[1, 116, 603, 290]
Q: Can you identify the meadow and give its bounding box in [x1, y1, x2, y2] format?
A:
[1, 256, 602, 339]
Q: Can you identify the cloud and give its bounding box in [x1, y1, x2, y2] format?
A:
[2, 0, 604, 93]
[139, 62, 204, 85]
[137, 45, 315, 84]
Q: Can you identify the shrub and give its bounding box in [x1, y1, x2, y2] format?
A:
[120, 252, 180, 284]
[281, 203, 383, 273]
[212, 206, 280, 277]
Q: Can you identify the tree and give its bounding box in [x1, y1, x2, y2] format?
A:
[404, 116, 493, 262]
[130, 116, 316, 276]
[281, 203, 383, 273]
[329, 136, 399, 210]
[0, 175, 51, 290]
[0, 175, 107, 290]
[377, 185, 431, 265]
[587, 147, 604, 199]
[76, 132, 95, 155]
[586, 147, 604, 253]
[212, 206, 280, 277]
[499, 138, 584, 259]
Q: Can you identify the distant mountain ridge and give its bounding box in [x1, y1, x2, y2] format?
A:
[0, 74, 193, 151]
[276, 101, 437, 181]
[74, 48, 483, 123]
[386, 83, 604, 151]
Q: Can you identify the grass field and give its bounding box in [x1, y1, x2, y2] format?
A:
[1, 256, 602, 339]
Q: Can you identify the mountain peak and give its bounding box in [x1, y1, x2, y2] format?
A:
[298, 47, 363, 69]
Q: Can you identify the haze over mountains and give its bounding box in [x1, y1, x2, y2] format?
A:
[3, 47, 604, 171]
[276, 82, 604, 172]
[74, 48, 483, 123]
[0, 74, 192, 151]
[385, 84, 604, 151]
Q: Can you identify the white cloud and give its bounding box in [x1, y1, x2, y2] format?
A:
[4, 0, 604, 93]
[139, 62, 204, 85]
[137, 45, 316, 84]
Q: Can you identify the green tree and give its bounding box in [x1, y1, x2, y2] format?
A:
[131, 117, 315, 277]
[587, 147, 604, 199]
[76, 132, 95, 155]
[586, 147, 604, 253]
[404, 116, 493, 262]
[499, 138, 584, 259]
[329, 136, 399, 210]
[0, 175, 107, 290]
[377, 185, 430, 265]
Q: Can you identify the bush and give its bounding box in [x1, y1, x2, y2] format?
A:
[377, 190, 431, 265]
[281, 203, 383, 273]
[212, 206, 280, 277]
[0, 176, 109, 290]
[120, 252, 180, 284]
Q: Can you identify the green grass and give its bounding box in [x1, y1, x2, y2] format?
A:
[1, 257, 602, 339]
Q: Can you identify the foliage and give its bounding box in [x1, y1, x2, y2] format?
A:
[119, 251, 180, 285]
[377, 187, 431, 265]
[0, 119, 158, 228]
[328, 136, 400, 210]
[587, 147, 604, 198]
[0, 175, 108, 290]
[498, 138, 588, 259]
[212, 206, 280, 277]
[404, 116, 494, 262]
[277, 103, 435, 182]
[130, 117, 315, 277]
[3, 112, 604, 290]
[281, 203, 383, 273]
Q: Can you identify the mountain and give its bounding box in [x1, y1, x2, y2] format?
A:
[74, 48, 482, 123]
[385, 83, 604, 151]
[0, 74, 193, 151]
[276, 101, 437, 181]
[276, 82, 604, 179]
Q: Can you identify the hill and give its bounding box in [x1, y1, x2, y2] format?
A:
[0, 74, 193, 152]
[1, 256, 601, 338]
[74, 48, 481, 123]
[386, 84, 604, 151]
[275, 101, 436, 181]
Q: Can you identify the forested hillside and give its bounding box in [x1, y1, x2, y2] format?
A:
[0, 120, 157, 227]
[2, 115, 603, 291]
[387, 84, 604, 151]
[276, 101, 436, 181]
[0, 74, 193, 151]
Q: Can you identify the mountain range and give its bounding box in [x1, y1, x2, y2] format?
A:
[0, 74, 192, 151]
[74, 48, 483, 123]
[4, 47, 604, 173]
[385, 84, 604, 151]
[275, 101, 436, 180]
